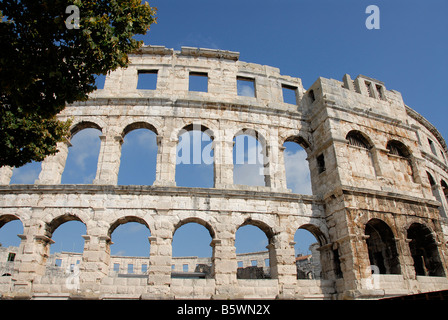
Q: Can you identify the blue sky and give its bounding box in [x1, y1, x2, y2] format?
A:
[1, 0, 447, 262]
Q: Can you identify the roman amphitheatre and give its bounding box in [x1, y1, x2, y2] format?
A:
[0, 45, 447, 300]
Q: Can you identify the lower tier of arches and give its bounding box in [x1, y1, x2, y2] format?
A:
[1, 185, 448, 299]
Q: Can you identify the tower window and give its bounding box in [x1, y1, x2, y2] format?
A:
[317, 153, 326, 173]
[189, 71, 208, 92]
[137, 70, 158, 90]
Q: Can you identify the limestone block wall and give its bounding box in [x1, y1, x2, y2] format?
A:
[0, 46, 447, 300]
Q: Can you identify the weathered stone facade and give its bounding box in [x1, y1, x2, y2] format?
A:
[0, 46, 448, 299]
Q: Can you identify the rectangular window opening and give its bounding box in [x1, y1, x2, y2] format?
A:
[237, 76, 256, 98]
[428, 138, 437, 156]
[376, 84, 385, 100]
[251, 260, 258, 267]
[317, 153, 326, 174]
[7, 253, 16, 262]
[113, 263, 120, 272]
[189, 71, 208, 92]
[237, 261, 243, 268]
[183, 264, 189, 272]
[141, 264, 148, 273]
[264, 258, 270, 267]
[128, 263, 134, 274]
[441, 150, 447, 163]
[365, 81, 374, 98]
[308, 89, 315, 102]
[282, 84, 298, 105]
[94, 74, 106, 90]
[137, 69, 158, 90]
[55, 259, 62, 267]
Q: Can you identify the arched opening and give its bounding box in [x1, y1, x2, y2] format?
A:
[176, 124, 214, 188]
[10, 161, 41, 184]
[442, 180, 448, 211]
[294, 226, 324, 279]
[387, 140, 411, 158]
[0, 216, 22, 276]
[365, 219, 401, 275]
[46, 215, 86, 275]
[407, 223, 445, 277]
[109, 217, 151, 275]
[386, 140, 415, 183]
[346, 130, 371, 149]
[61, 127, 102, 184]
[0, 215, 23, 247]
[346, 130, 376, 178]
[233, 129, 269, 187]
[171, 219, 214, 278]
[118, 126, 158, 185]
[283, 140, 312, 194]
[427, 173, 447, 218]
[235, 220, 273, 279]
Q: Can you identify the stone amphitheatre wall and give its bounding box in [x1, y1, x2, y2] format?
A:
[0, 46, 447, 300]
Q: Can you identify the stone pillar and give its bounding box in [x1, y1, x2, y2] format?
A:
[267, 234, 297, 299]
[214, 140, 234, 188]
[370, 146, 384, 177]
[144, 235, 173, 299]
[318, 243, 340, 280]
[342, 74, 355, 91]
[11, 223, 52, 297]
[0, 166, 13, 185]
[401, 237, 420, 281]
[78, 234, 111, 296]
[153, 136, 177, 187]
[36, 141, 71, 184]
[269, 145, 288, 192]
[93, 134, 123, 185]
[211, 236, 238, 299]
[335, 235, 360, 297]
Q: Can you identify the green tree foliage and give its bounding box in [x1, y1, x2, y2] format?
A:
[0, 0, 156, 168]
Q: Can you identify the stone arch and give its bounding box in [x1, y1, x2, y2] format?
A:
[0, 214, 21, 230]
[235, 218, 275, 279]
[178, 123, 215, 140]
[294, 224, 327, 279]
[69, 120, 103, 139]
[346, 130, 373, 149]
[233, 128, 267, 147]
[44, 213, 88, 259]
[107, 215, 151, 260]
[173, 216, 216, 239]
[345, 130, 378, 178]
[364, 218, 401, 274]
[386, 139, 411, 158]
[238, 217, 275, 241]
[284, 135, 312, 153]
[122, 121, 159, 137]
[407, 222, 445, 277]
[441, 179, 448, 202]
[233, 128, 270, 187]
[45, 213, 86, 238]
[425, 173, 447, 218]
[118, 122, 159, 185]
[0, 214, 24, 249]
[386, 139, 417, 183]
[176, 123, 215, 188]
[171, 217, 215, 277]
[427, 172, 436, 186]
[298, 223, 327, 246]
[283, 135, 312, 195]
[62, 124, 102, 184]
[108, 216, 151, 238]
